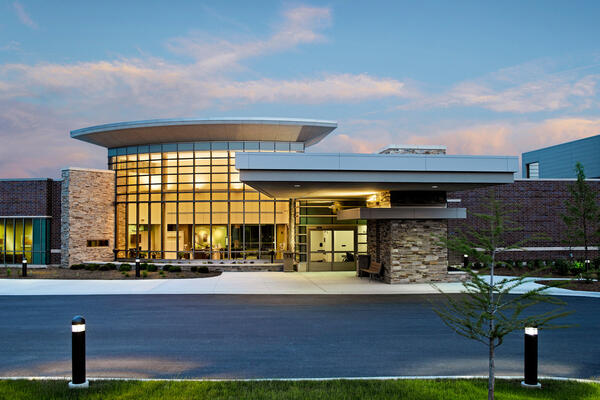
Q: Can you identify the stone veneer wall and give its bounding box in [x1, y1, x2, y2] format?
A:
[367, 219, 456, 283]
[61, 168, 115, 267]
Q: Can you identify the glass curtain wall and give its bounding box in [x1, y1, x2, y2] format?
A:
[109, 141, 300, 260]
[0, 217, 50, 265]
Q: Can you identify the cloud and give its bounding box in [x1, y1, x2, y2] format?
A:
[12, 1, 38, 29]
[402, 117, 600, 156]
[406, 60, 600, 113]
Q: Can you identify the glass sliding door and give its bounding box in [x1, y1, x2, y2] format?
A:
[308, 228, 356, 271]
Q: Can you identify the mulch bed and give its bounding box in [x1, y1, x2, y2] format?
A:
[0, 266, 221, 280]
[479, 266, 579, 279]
[535, 279, 600, 292]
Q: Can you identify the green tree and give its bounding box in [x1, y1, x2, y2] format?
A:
[433, 191, 571, 400]
[562, 162, 599, 262]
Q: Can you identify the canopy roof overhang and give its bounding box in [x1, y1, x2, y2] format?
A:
[236, 152, 519, 198]
[70, 118, 337, 148]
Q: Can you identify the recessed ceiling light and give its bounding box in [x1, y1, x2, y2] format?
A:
[431, 185, 439, 189]
[293, 184, 301, 188]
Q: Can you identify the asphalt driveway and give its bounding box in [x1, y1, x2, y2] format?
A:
[0, 294, 597, 379]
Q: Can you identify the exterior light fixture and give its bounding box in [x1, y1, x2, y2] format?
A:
[293, 184, 301, 188]
[431, 185, 439, 189]
[22, 258, 28, 277]
[585, 259, 591, 272]
[521, 326, 541, 388]
[463, 254, 469, 268]
[135, 258, 141, 278]
[69, 316, 89, 389]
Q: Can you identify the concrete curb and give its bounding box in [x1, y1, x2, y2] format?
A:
[1, 375, 598, 383]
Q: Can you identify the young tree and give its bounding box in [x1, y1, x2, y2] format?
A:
[433, 191, 571, 400]
[562, 162, 599, 262]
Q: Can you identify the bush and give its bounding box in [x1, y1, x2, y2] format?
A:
[142, 271, 148, 279]
[554, 259, 570, 276]
[159, 270, 165, 277]
[119, 263, 132, 272]
[198, 266, 209, 274]
[140, 263, 148, 270]
[190, 266, 197, 272]
[105, 263, 117, 270]
[70, 264, 85, 270]
[98, 264, 110, 271]
[147, 264, 157, 272]
[162, 264, 173, 272]
[569, 261, 585, 276]
[84, 263, 99, 271]
[168, 265, 182, 273]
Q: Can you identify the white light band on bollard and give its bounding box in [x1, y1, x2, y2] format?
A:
[72, 324, 86, 333]
[525, 327, 538, 335]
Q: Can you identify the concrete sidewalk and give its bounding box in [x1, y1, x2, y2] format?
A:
[0, 271, 599, 297]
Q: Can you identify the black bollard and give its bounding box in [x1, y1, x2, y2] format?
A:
[463, 254, 469, 268]
[585, 259, 591, 272]
[22, 258, 27, 277]
[270, 250, 275, 264]
[521, 327, 541, 388]
[69, 316, 89, 389]
[135, 258, 141, 278]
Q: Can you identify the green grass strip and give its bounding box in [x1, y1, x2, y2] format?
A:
[1, 379, 599, 400]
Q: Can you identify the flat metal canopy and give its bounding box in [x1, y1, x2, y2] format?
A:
[236, 152, 519, 198]
[71, 118, 337, 148]
[337, 207, 467, 220]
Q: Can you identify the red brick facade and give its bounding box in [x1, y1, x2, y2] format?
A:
[448, 179, 600, 263]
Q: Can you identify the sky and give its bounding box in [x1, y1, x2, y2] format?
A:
[1, 0, 600, 178]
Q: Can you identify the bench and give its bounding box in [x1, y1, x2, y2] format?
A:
[360, 261, 383, 281]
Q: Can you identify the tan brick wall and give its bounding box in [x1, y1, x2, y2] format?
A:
[368, 219, 461, 283]
[61, 168, 115, 267]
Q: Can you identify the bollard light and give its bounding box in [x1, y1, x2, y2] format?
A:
[135, 258, 141, 278]
[22, 258, 28, 277]
[521, 326, 541, 389]
[463, 254, 469, 268]
[69, 315, 89, 389]
[585, 259, 591, 272]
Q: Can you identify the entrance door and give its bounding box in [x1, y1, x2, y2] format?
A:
[308, 228, 356, 271]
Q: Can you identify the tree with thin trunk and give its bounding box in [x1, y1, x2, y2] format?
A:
[433, 190, 571, 400]
[562, 162, 599, 263]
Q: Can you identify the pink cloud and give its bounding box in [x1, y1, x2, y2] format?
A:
[12, 1, 37, 29]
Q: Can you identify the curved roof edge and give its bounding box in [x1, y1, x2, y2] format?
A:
[71, 117, 337, 137]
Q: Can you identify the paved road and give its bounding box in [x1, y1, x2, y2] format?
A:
[0, 295, 598, 379]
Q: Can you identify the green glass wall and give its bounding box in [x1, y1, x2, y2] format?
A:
[0, 218, 50, 265]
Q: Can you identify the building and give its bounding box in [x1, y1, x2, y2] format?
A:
[15, 117, 599, 283]
[522, 134, 600, 179]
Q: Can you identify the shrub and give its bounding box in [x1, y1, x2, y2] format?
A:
[142, 271, 148, 279]
[105, 263, 117, 270]
[159, 270, 165, 277]
[554, 259, 570, 276]
[169, 265, 182, 273]
[119, 263, 132, 272]
[569, 261, 585, 276]
[70, 264, 85, 270]
[98, 264, 110, 271]
[198, 266, 209, 273]
[6, 268, 11, 277]
[147, 264, 157, 272]
[162, 264, 173, 272]
[190, 266, 198, 272]
[140, 263, 148, 271]
[84, 263, 99, 271]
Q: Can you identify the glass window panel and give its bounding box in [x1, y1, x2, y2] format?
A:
[245, 142, 259, 151]
[260, 141, 275, 152]
[138, 193, 149, 201]
[179, 193, 193, 201]
[212, 166, 228, 173]
[178, 143, 194, 152]
[138, 186, 149, 194]
[194, 151, 210, 159]
[150, 193, 161, 201]
[229, 142, 244, 150]
[245, 191, 259, 201]
[212, 150, 228, 158]
[164, 202, 178, 259]
[163, 143, 177, 152]
[179, 158, 193, 167]
[194, 142, 210, 151]
[150, 203, 161, 258]
[138, 152, 149, 161]
[164, 193, 177, 201]
[230, 192, 244, 201]
[212, 157, 228, 165]
[117, 177, 127, 186]
[23, 219, 32, 261]
[291, 142, 304, 152]
[0, 219, 4, 254]
[275, 142, 290, 151]
[212, 142, 228, 150]
[276, 201, 289, 224]
[195, 166, 210, 173]
[212, 173, 228, 182]
[195, 192, 210, 201]
[179, 166, 193, 174]
[212, 183, 228, 190]
[149, 144, 162, 154]
[178, 174, 193, 183]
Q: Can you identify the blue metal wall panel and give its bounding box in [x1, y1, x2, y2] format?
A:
[522, 135, 600, 178]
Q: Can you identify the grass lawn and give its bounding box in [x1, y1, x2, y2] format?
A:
[1, 379, 599, 400]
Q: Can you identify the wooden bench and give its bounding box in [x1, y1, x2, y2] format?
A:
[360, 261, 383, 281]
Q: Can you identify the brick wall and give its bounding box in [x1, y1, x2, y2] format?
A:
[0, 179, 62, 264]
[448, 179, 600, 262]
